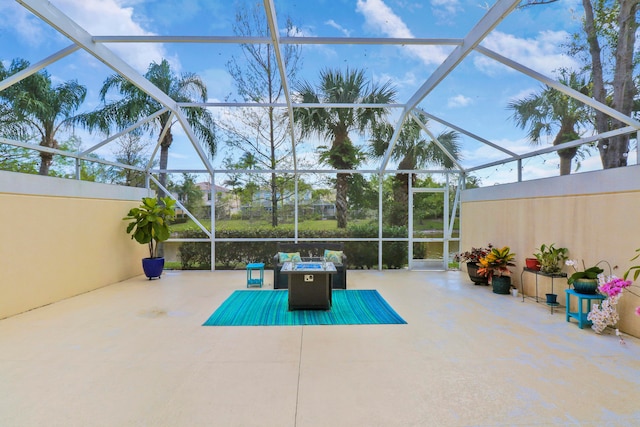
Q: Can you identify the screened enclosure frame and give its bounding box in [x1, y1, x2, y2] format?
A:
[3, 0, 640, 269]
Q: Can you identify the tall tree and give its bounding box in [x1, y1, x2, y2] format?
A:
[76, 59, 216, 195]
[224, 4, 302, 227]
[581, 0, 639, 168]
[0, 58, 86, 175]
[370, 114, 461, 226]
[294, 68, 396, 228]
[170, 173, 204, 215]
[112, 134, 154, 187]
[0, 101, 27, 140]
[508, 70, 591, 175]
[526, 0, 639, 168]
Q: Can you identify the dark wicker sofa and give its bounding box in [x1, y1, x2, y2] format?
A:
[273, 242, 347, 289]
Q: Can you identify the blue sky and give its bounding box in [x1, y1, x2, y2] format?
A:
[2, 0, 603, 185]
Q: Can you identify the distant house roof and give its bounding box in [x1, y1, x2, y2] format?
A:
[196, 182, 229, 193]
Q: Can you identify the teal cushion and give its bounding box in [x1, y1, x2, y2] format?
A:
[324, 249, 343, 264]
[278, 252, 301, 263]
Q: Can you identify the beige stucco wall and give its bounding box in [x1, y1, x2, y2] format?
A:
[0, 171, 148, 319]
[461, 166, 640, 338]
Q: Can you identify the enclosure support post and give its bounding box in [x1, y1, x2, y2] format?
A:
[378, 173, 383, 271]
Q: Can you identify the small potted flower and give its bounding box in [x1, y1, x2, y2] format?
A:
[477, 246, 516, 294]
[455, 243, 493, 285]
[565, 259, 606, 294]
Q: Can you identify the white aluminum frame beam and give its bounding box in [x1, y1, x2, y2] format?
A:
[0, 44, 79, 91]
[92, 35, 463, 46]
[476, 45, 640, 129]
[380, 0, 520, 173]
[17, 0, 216, 176]
[404, 0, 520, 111]
[80, 107, 169, 156]
[263, 0, 298, 172]
[408, 110, 465, 171]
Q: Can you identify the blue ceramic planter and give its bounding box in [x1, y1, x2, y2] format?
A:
[573, 279, 598, 294]
[142, 257, 164, 280]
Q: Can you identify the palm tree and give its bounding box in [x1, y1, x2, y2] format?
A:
[507, 71, 591, 175]
[76, 59, 216, 194]
[294, 68, 396, 228]
[370, 114, 461, 226]
[0, 58, 86, 175]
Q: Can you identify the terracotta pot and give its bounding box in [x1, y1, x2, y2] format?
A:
[525, 258, 540, 271]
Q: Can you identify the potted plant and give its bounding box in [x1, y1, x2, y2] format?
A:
[478, 246, 516, 294]
[455, 243, 493, 285]
[623, 247, 640, 281]
[534, 243, 568, 274]
[123, 196, 176, 279]
[565, 259, 606, 294]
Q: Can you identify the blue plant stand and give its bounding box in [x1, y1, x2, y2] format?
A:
[246, 262, 264, 288]
[565, 289, 605, 329]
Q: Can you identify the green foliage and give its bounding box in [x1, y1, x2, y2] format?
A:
[0, 144, 39, 173]
[123, 196, 177, 258]
[534, 243, 569, 274]
[0, 57, 87, 175]
[170, 173, 205, 215]
[567, 266, 604, 284]
[177, 229, 212, 270]
[624, 248, 640, 281]
[175, 224, 408, 270]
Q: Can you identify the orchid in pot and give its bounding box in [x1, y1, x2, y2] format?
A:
[587, 276, 640, 343]
[565, 259, 607, 294]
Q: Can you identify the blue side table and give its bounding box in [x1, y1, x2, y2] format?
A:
[246, 263, 264, 288]
[565, 289, 605, 329]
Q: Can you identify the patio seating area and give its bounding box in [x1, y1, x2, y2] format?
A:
[1, 269, 639, 426]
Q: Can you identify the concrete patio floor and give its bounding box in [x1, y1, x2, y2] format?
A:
[1, 269, 639, 426]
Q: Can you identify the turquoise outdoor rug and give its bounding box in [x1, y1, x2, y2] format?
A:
[203, 289, 406, 326]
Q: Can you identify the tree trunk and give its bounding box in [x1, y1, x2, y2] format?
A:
[583, 0, 638, 169]
[602, 0, 638, 168]
[38, 135, 57, 176]
[158, 130, 173, 198]
[553, 122, 578, 176]
[270, 172, 278, 227]
[335, 172, 349, 228]
[268, 104, 278, 227]
[38, 152, 52, 175]
[390, 173, 409, 226]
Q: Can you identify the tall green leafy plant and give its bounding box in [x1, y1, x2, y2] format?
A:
[123, 196, 176, 258]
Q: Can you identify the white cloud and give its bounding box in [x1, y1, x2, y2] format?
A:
[475, 30, 580, 77]
[0, 2, 47, 46]
[325, 19, 352, 37]
[288, 25, 338, 58]
[53, 0, 170, 73]
[356, 0, 450, 66]
[431, 0, 462, 18]
[447, 94, 472, 108]
[200, 68, 235, 102]
[507, 87, 539, 103]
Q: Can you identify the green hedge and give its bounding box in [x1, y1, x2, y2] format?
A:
[176, 225, 408, 270]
